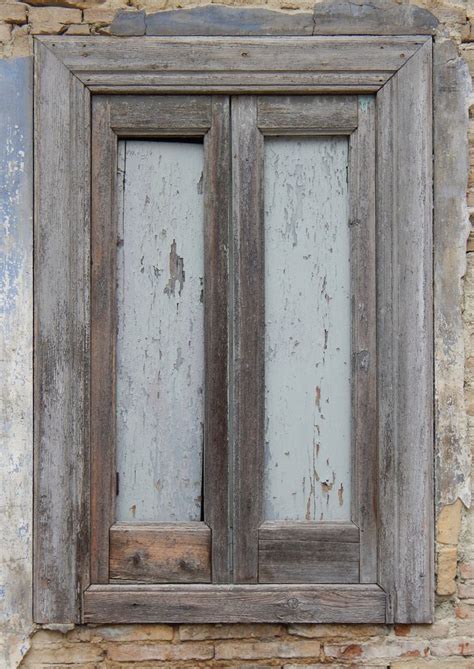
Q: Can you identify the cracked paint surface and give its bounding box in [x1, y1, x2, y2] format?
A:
[263, 137, 351, 521]
[115, 140, 205, 523]
[0, 57, 33, 668]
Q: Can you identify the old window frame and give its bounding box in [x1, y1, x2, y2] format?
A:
[34, 30, 434, 625]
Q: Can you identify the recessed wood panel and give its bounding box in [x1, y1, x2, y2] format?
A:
[264, 136, 351, 522]
[258, 521, 359, 583]
[116, 139, 205, 523]
[110, 523, 211, 583]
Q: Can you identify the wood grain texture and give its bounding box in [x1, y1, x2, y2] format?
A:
[259, 521, 359, 542]
[263, 135, 351, 523]
[203, 97, 231, 583]
[257, 95, 358, 133]
[349, 95, 377, 583]
[258, 522, 360, 584]
[34, 40, 90, 623]
[84, 584, 386, 623]
[376, 40, 434, 623]
[90, 96, 117, 583]
[232, 96, 264, 584]
[110, 523, 211, 583]
[107, 95, 212, 134]
[38, 36, 426, 94]
[115, 139, 205, 524]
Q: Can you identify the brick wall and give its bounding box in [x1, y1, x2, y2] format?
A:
[0, 0, 472, 667]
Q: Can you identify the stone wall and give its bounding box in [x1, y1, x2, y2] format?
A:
[0, 1, 472, 667]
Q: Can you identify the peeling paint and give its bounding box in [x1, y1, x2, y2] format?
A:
[0, 56, 33, 669]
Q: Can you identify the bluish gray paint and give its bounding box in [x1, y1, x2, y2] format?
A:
[264, 137, 351, 522]
[116, 140, 205, 523]
[0, 56, 33, 668]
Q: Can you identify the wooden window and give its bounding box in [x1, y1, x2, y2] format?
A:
[34, 27, 434, 625]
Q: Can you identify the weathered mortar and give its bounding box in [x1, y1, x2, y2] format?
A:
[0, 1, 472, 667]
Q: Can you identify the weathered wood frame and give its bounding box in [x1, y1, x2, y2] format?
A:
[89, 95, 231, 586]
[34, 30, 434, 625]
[231, 94, 377, 586]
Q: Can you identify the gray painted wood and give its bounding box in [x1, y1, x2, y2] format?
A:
[264, 136, 351, 523]
[257, 95, 358, 134]
[313, 0, 438, 35]
[84, 584, 386, 623]
[259, 521, 359, 542]
[144, 5, 313, 36]
[203, 97, 232, 583]
[433, 40, 471, 508]
[258, 522, 360, 584]
[116, 139, 205, 523]
[108, 95, 212, 135]
[349, 95, 377, 583]
[377, 40, 434, 623]
[40, 36, 426, 94]
[232, 96, 264, 584]
[90, 96, 117, 584]
[34, 40, 90, 623]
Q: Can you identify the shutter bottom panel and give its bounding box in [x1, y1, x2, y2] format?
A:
[109, 522, 211, 583]
[258, 521, 360, 584]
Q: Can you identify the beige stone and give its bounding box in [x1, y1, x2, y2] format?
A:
[437, 546, 459, 595]
[392, 660, 474, 669]
[68, 624, 174, 643]
[215, 640, 320, 660]
[0, 3, 27, 25]
[83, 8, 116, 24]
[438, 499, 464, 545]
[106, 642, 213, 662]
[288, 624, 387, 640]
[21, 643, 104, 665]
[0, 23, 12, 43]
[179, 623, 285, 641]
[65, 23, 91, 35]
[29, 7, 82, 35]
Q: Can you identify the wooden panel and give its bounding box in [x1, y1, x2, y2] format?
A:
[116, 139, 205, 523]
[232, 96, 264, 583]
[110, 523, 211, 583]
[42, 36, 426, 80]
[376, 40, 434, 623]
[34, 41, 90, 622]
[257, 95, 358, 133]
[108, 95, 212, 134]
[259, 521, 359, 542]
[264, 136, 351, 523]
[203, 97, 231, 582]
[90, 96, 117, 583]
[258, 522, 359, 584]
[84, 584, 386, 623]
[349, 96, 377, 582]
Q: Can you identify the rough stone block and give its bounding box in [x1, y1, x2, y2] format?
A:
[145, 5, 313, 36]
[288, 624, 386, 639]
[215, 639, 320, 660]
[106, 642, 213, 662]
[68, 624, 174, 643]
[0, 23, 12, 43]
[437, 545, 458, 595]
[65, 24, 91, 35]
[29, 7, 82, 35]
[437, 499, 463, 545]
[179, 623, 285, 641]
[0, 4, 27, 25]
[83, 8, 116, 25]
[313, 0, 438, 35]
[110, 10, 146, 36]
